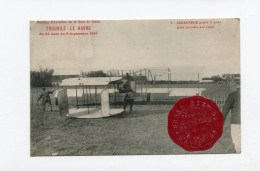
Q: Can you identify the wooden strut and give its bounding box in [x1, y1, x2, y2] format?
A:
[109, 71, 113, 76]
[132, 69, 146, 75]
[153, 72, 156, 87]
[65, 88, 69, 113]
[89, 85, 91, 101]
[63, 88, 66, 115]
[95, 86, 97, 108]
[147, 69, 150, 85]
[148, 70, 154, 82]
[114, 83, 116, 106]
[76, 86, 78, 109]
[82, 85, 85, 105]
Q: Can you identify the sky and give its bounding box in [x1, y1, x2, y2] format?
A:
[30, 19, 240, 80]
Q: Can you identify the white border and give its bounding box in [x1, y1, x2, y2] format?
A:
[1, 0, 260, 170]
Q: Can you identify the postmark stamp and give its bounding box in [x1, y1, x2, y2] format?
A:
[168, 96, 224, 151]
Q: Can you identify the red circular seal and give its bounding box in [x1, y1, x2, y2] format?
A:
[168, 96, 224, 151]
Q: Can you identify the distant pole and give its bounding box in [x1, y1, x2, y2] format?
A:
[170, 72, 172, 89]
[198, 72, 200, 95]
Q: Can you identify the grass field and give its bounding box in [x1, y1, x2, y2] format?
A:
[30, 84, 236, 156]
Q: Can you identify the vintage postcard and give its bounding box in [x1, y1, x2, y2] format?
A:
[30, 19, 240, 156]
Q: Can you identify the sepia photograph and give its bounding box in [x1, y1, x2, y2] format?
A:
[30, 19, 240, 156]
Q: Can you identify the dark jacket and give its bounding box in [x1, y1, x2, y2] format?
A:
[124, 91, 134, 100]
[222, 88, 240, 124]
[37, 90, 54, 104]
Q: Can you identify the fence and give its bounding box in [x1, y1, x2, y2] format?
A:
[205, 93, 229, 112]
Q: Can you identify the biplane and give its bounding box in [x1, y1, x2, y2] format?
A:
[56, 77, 124, 119]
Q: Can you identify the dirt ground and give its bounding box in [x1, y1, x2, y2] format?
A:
[31, 102, 236, 156]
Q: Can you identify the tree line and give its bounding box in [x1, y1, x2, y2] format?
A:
[202, 74, 240, 83]
[31, 69, 109, 87]
[31, 68, 54, 87]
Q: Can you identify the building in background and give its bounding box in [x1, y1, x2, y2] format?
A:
[52, 70, 80, 86]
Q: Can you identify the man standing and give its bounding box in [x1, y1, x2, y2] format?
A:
[123, 89, 134, 113]
[36, 87, 54, 126]
[37, 87, 54, 112]
[123, 73, 131, 90]
[222, 79, 240, 153]
[125, 73, 131, 81]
